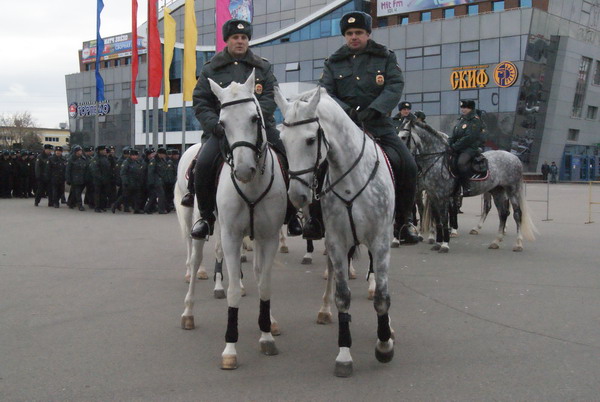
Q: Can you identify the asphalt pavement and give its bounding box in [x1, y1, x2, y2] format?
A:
[1, 183, 599, 401]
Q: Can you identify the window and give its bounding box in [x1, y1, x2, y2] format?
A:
[400, 16, 409, 25]
[587, 106, 598, 120]
[421, 12, 431, 22]
[593, 61, 600, 85]
[572, 56, 592, 117]
[104, 61, 110, 68]
[567, 129, 579, 141]
[84, 64, 91, 71]
[114, 59, 121, 67]
[520, 0, 532, 7]
[124, 57, 130, 66]
[468, 5, 479, 15]
[493, 1, 505, 12]
[444, 8, 454, 19]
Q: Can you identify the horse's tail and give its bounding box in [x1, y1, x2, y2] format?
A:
[518, 183, 538, 241]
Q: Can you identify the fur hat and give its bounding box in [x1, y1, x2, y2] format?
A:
[398, 101, 412, 111]
[55, 146, 63, 152]
[340, 12, 372, 35]
[44, 144, 54, 150]
[460, 99, 476, 109]
[222, 19, 252, 42]
[96, 145, 106, 151]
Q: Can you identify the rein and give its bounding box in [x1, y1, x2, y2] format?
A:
[403, 122, 452, 180]
[220, 96, 273, 240]
[283, 116, 380, 246]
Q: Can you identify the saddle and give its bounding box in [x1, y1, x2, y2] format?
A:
[449, 152, 489, 181]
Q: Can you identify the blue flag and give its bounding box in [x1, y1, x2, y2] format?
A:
[95, 0, 105, 102]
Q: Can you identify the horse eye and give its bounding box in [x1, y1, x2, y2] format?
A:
[306, 137, 316, 146]
[251, 115, 258, 123]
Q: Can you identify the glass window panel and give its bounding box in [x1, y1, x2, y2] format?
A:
[401, 17, 409, 25]
[572, 57, 592, 117]
[406, 47, 423, 58]
[461, 41, 479, 52]
[442, 43, 460, 67]
[499, 86, 519, 112]
[406, 93, 422, 102]
[423, 92, 441, 102]
[422, 12, 431, 22]
[480, 38, 499, 64]
[310, 22, 320, 39]
[406, 57, 423, 71]
[424, 45, 441, 56]
[493, 1, 505, 12]
[460, 51, 479, 65]
[468, 5, 479, 15]
[500, 36, 520, 61]
[520, 0, 532, 7]
[423, 55, 441, 69]
[444, 8, 454, 19]
[422, 102, 440, 116]
[593, 61, 600, 85]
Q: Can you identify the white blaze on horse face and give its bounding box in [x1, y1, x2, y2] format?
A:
[282, 126, 316, 209]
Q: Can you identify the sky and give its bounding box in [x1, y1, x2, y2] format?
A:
[0, 1, 148, 129]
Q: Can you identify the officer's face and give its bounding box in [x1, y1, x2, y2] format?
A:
[460, 106, 472, 116]
[55, 151, 63, 156]
[344, 28, 369, 51]
[75, 150, 83, 157]
[131, 155, 139, 160]
[226, 34, 249, 58]
[400, 108, 411, 117]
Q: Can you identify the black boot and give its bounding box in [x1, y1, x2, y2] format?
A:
[302, 217, 324, 240]
[191, 214, 215, 239]
[461, 179, 471, 197]
[287, 215, 303, 236]
[394, 217, 419, 245]
[180, 192, 195, 207]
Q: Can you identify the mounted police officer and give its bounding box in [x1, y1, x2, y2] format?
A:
[189, 19, 302, 239]
[89, 145, 111, 212]
[34, 144, 53, 206]
[48, 146, 67, 208]
[449, 99, 485, 196]
[392, 101, 415, 133]
[66, 145, 87, 211]
[312, 11, 419, 244]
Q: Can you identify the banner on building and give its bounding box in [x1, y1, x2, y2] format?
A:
[216, 0, 253, 52]
[82, 33, 147, 64]
[376, 0, 483, 17]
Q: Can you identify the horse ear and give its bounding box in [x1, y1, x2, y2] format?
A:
[306, 87, 321, 116]
[244, 69, 256, 94]
[274, 86, 289, 116]
[208, 78, 225, 102]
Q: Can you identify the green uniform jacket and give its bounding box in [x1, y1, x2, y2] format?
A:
[449, 110, 485, 156]
[89, 154, 111, 184]
[147, 157, 169, 187]
[320, 40, 404, 137]
[164, 159, 177, 185]
[193, 48, 278, 141]
[120, 158, 145, 188]
[66, 155, 87, 186]
[48, 155, 67, 183]
[35, 153, 51, 182]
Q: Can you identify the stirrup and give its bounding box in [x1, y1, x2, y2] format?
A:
[180, 192, 195, 207]
[302, 217, 324, 240]
[287, 215, 303, 237]
[191, 218, 214, 240]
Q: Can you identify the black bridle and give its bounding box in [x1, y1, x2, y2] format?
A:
[219, 97, 266, 170]
[403, 120, 452, 179]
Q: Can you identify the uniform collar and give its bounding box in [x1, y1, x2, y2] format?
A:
[329, 40, 389, 62]
[210, 48, 264, 70]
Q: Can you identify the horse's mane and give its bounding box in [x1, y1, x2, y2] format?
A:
[413, 120, 449, 144]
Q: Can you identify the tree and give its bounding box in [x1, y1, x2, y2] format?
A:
[0, 112, 40, 150]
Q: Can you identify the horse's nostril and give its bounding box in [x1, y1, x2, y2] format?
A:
[301, 194, 307, 203]
[249, 167, 256, 175]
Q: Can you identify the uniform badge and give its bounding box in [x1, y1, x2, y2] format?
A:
[462, 124, 467, 129]
[237, 23, 244, 29]
[255, 84, 263, 95]
[348, 17, 356, 23]
[376, 74, 384, 85]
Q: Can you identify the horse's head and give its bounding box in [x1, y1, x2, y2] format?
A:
[398, 119, 422, 154]
[275, 86, 328, 209]
[208, 69, 266, 183]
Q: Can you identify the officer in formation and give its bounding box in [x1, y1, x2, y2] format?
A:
[113, 149, 145, 214]
[307, 11, 419, 244]
[187, 18, 303, 239]
[34, 144, 53, 206]
[144, 147, 170, 214]
[48, 146, 67, 208]
[449, 99, 485, 196]
[66, 145, 88, 211]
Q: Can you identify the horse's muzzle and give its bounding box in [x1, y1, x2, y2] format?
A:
[288, 183, 311, 209]
[234, 165, 256, 183]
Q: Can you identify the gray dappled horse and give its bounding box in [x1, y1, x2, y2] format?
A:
[276, 87, 395, 377]
[399, 119, 537, 252]
[179, 71, 287, 370]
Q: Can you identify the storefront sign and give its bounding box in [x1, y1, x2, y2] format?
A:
[81, 33, 147, 64]
[493, 61, 519, 87]
[377, 0, 483, 16]
[450, 65, 489, 90]
[69, 101, 111, 117]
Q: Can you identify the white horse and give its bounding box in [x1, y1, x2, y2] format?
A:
[276, 87, 395, 377]
[198, 71, 287, 370]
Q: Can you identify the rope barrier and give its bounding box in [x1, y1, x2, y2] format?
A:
[585, 181, 600, 224]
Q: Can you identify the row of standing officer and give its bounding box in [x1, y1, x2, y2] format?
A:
[0, 150, 37, 199]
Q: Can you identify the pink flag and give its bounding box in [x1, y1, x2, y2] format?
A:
[215, 0, 231, 53]
[131, 0, 138, 104]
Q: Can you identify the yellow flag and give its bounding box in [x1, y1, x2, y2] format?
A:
[183, 0, 198, 102]
[163, 7, 176, 112]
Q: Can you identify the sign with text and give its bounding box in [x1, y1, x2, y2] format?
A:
[69, 101, 111, 117]
[376, 0, 483, 17]
[450, 65, 490, 90]
[81, 33, 147, 64]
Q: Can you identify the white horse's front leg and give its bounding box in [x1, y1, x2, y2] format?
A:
[221, 232, 243, 370]
[279, 228, 289, 253]
[254, 236, 280, 355]
[181, 238, 206, 330]
[317, 255, 334, 324]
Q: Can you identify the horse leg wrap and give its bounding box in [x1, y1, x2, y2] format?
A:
[377, 313, 391, 342]
[338, 313, 352, 348]
[443, 227, 450, 243]
[213, 259, 223, 282]
[258, 299, 271, 333]
[225, 307, 239, 343]
[436, 224, 443, 243]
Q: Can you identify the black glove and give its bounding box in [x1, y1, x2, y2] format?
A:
[213, 123, 225, 138]
[358, 108, 381, 122]
[347, 108, 359, 122]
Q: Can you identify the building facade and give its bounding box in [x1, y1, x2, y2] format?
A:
[65, 0, 600, 180]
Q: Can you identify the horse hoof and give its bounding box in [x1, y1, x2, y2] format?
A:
[349, 272, 357, 280]
[240, 255, 247, 263]
[301, 257, 312, 265]
[390, 239, 399, 248]
[279, 245, 289, 254]
[214, 289, 226, 299]
[418, 235, 424, 242]
[438, 247, 449, 253]
[334, 361, 353, 377]
[322, 249, 327, 255]
[221, 355, 238, 370]
[367, 290, 375, 300]
[428, 238, 435, 244]
[184, 274, 191, 284]
[197, 271, 209, 280]
[260, 340, 279, 356]
[513, 246, 523, 252]
[241, 288, 247, 297]
[375, 347, 394, 363]
[488, 243, 500, 250]
[450, 231, 459, 238]
[317, 312, 332, 325]
[181, 315, 195, 330]
[271, 322, 281, 336]
[469, 229, 479, 235]
[431, 244, 441, 251]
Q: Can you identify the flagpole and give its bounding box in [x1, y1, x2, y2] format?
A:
[162, 0, 167, 149]
[95, 102, 99, 147]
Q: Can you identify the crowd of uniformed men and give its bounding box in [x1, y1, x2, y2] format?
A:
[0, 144, 180, 214]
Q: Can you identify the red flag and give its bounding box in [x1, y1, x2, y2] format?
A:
[147, 0, 163, 97]
[131, 0, 138, 104]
